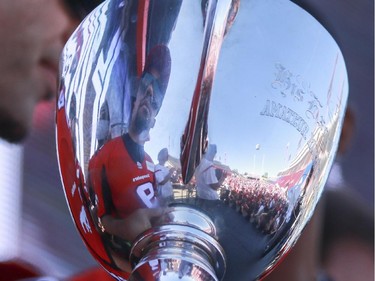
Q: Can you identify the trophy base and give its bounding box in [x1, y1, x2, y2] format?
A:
[129, 217, 226, 280]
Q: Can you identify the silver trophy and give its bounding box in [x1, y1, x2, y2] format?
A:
[56, 0, 348, 280]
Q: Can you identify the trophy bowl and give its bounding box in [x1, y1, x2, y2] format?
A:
[56, 0, 348, 280]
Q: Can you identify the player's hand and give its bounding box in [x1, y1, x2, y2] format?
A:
[122, 208, 165, 241]
[101, 208, 167, 242]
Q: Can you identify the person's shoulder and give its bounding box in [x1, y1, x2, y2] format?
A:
[144, 152, 154, 163]
[108, 135, 125, 147]
[93, 136, 124, 157]
[200, 158, 211, 166]
[154, 163, 163, 171]
[202, 159, 214, 170]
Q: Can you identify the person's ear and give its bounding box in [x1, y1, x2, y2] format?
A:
[151, 118, 156, 128]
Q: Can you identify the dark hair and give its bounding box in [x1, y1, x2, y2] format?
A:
[63, 0, 104, 20]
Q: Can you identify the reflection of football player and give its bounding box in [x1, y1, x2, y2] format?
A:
[195, 144, 226, 201]
[88, 45, 171, 270]
[155, 148, 175, 205]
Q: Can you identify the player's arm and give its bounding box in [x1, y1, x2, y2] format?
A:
[100, 208, 164, 242]
[207, 169, 226, 190]
[156, 167, 174, 185]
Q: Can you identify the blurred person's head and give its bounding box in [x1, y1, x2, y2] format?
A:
[158, 148, 169, 165]
[204, 144, 217, 161]
[0, 0, 91, 143]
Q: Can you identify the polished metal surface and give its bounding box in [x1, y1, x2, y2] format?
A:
[56, 0, 348, 280]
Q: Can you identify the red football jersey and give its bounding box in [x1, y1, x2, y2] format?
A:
[89, 135, 158, 219]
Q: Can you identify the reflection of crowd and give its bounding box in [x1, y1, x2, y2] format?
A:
[150, 154, 294, 236]
[220, 175, 288, 235]
[166, 165, 290, 235]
